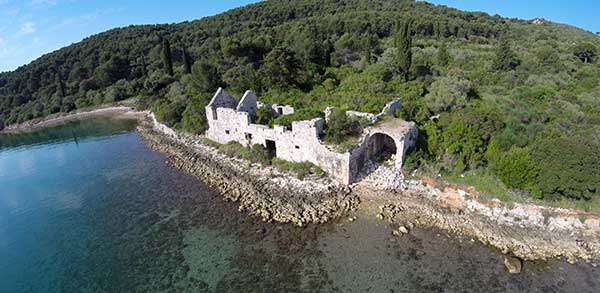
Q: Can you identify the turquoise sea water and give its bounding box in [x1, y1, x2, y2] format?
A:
[1, 116, 599, 292]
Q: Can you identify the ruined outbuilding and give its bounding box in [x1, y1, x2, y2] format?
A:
[205, 88, 418, 185]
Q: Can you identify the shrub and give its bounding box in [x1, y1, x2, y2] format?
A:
[530, 137, 600, 200]
[153, 100, 186, 127]
[181, 96, 209, 134]
[323, 109, 363, 144]
[491, 147, 540, 197]
[269, 108, 324, 128]
[572, 42, 597, 63]
[254, 106, 275, 125]
[424, 73, 473, 114]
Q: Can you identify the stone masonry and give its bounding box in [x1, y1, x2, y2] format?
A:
[205, 88, 418, 184]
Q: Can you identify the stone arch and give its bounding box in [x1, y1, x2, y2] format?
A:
[366, 132, 398, 165]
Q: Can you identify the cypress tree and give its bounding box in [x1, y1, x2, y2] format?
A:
[162, 38, 174, 76]
[182, 44, 192, 74]
[437, 42, 450, 67]
[55, 73, 65, 97]
[394, 20, 412, 81]
[140, 55, 147, 77]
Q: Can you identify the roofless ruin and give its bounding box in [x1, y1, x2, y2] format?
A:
[205, 88, 418, 184]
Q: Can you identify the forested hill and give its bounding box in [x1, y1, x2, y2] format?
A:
[1, 0, 600, 203]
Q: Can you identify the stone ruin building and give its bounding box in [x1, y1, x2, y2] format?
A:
[205, 88, 418, 185]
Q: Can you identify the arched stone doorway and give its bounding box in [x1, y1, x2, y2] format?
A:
[366, 133, 398, 164]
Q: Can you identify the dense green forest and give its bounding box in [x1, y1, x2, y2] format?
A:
[1, 0, 599, 203]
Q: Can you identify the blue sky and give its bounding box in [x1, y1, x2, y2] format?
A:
[426, 0, 599, 34]
[0, 0, 598, 73]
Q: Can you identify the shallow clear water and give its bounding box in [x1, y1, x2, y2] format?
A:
[1, 116, 599, 292]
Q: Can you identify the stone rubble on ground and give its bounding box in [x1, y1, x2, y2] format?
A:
[354, 154, 407, 191]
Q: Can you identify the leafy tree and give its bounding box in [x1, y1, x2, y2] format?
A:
[181, 95, 209, 134]
[394, 20, 413, 81]
[94, 56, 129, 86]
[261, 46, 303, 89]
[162, 38, 174, 76]
[572, 42, 597, 63]
[191, 60, 222, 92]
[440, 116, 486, 171]
[254, 106, 275, 125]
[332, 33, 364, 66]
[223, 63, 261, 93]
[424, 73, 473, 113]
[323, 109, 362, 144]
[493, 38, 520, 71]
[153, 99, 186, 127]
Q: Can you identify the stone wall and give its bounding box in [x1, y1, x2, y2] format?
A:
[205, 88, 418, 185]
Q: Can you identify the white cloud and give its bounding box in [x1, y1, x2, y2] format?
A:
[19, 21, 36, 34]
[30, 0, 57, 7]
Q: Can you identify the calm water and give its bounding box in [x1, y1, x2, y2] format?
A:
[1, 117, 599, 292]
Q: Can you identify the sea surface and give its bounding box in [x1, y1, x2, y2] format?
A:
[1, 116, 599, 292]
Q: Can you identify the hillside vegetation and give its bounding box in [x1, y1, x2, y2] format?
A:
[1, 0, 599, 204]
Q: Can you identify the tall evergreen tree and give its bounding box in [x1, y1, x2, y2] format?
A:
[140, 55, 147, 77]
[437, 42, 450, 67]
[182, 44, 192, 74]
[162, 38, 174, 76]
[394, 20, 412, 81]
[493, 38, 520, 71]
[55, 73, 65, 97]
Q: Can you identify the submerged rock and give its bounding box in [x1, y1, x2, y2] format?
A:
[504, 256, 523, 274]
[398, 226, 409, 234]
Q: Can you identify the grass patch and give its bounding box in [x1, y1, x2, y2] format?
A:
[201, 140, 272, 165]
[442, 168, 514, 202]
[200, 138, 325, 179]
[439, 168, 600, 213]
[272, 158, 324, 180]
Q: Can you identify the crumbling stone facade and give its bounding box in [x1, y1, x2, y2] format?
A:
[205, 88, 418, 184]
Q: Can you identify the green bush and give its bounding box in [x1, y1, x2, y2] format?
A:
[254, 106, 275, 125]
[269, 108, 324, 128]
[424, 73, 473, 114]
[181, 96, 208, 134]
[530, 137, 600, 200]
[153, 100, 186, 128]
[323, 108, 363, 144]
[491, 147, 540, 197]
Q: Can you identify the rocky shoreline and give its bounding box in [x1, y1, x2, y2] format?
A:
[137, 112, 600, 264]
[357, 184, 600, 263]
[0, 106, 140, 134]
[137, 115, 358, 226]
